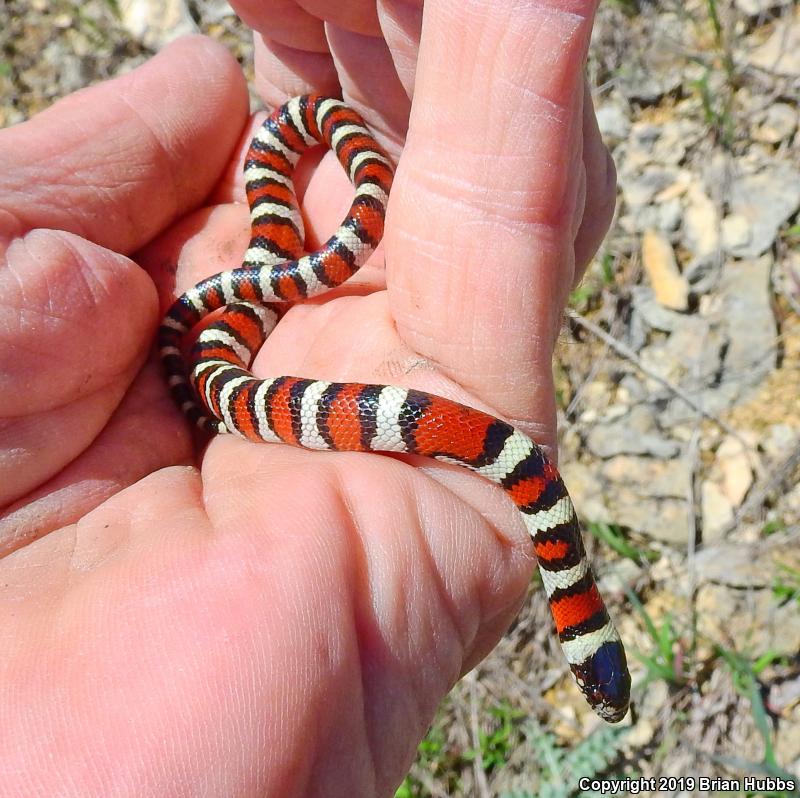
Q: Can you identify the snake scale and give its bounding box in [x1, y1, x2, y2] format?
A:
[158, 95, 631, 723]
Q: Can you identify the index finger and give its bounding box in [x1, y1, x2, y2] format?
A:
[0, 36, 249, 257]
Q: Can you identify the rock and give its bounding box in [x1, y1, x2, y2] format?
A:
[763, 423, 800, 458]
[693, 544, 767, 588]
[596, 102, 632, 143]
[651, 119, 703, 167]
[641, 229, 689, 311]
[619, 166, 681, 210]
[197, 0, 238, 23]
[697, 555, 800, 654]
[631, 285, 684, 332]
[768, 673, 800, 714]
[620, 119, 699, 172]
[118, 0, 198, 49]
[701, 482, 733, 541]
[786, 481, 800, 517]
[625, 716, 657, 748]
[727, 165, 800, 258]
[656, 197, 685, 233]
[701, 150, 731, 204]
[601, 457, 692, 544]
[682, 184, 721, 261]
[558, 462, 611, 525]
[664, 257, 778, 425]
[615, 29, 686, 103]
[41, 42, 90, 96]
[553, 455, 696, 544]
[619, 122, 662, 169]
[752, 102, 798, 144]
[620, 198, 683, 237]
[613, 495, 688, 544]
[576, 382, 616, 425]
[721, 213, 752, 254]
[618, 375, 648, 403]
[718, 255, 778, 392]
[750, 8, 800, 77]
[774, 249, 800, 310]
[621, 204, 679, 237]
[626, 680, 668, 745]
[626, 306, 650, 353]
[698, 434, 756, 540]
[616, 61, 683, 104]
[735, 0, 794, 15]
[641, 315, 720, 386]
[654, 172, 693, 203]
[586, 405, 681, 459]
[683, 253, 723, 295]
[599, 557, 643, 593]
[715, 434, 755, 506]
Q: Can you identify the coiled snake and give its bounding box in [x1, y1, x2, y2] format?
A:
[158, 95, 631, 723]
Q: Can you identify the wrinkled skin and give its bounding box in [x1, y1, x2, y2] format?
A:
[0, 1, 616, 795]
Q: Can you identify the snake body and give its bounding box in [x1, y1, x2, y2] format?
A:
[158, 95, 630, 723]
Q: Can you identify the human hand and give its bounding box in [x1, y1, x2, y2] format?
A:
[0, 1, 616, 795]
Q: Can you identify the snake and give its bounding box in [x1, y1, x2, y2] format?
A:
[158, 95, 631, 724]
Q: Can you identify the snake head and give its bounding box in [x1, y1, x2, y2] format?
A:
[571, 640, 631, 723]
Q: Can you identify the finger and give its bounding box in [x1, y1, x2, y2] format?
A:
[0, 36, 248, 257]
[229, 0, 336, 105]
[0, 230, 157, 505]
[325, 24, 410, 154]
[386, 0, 598, 452]
[296, 0, 382, 35]
[236, 0, 409, 154]
[235, 0, 329, 50]
[253, 26, 408, 156]
[253, 37, 339, 108]
[377, 0, 423, 97]
[574, 79, 617, 279]
[0, 365, 193, 557]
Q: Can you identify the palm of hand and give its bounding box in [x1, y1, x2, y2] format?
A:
[0, 2, 616, 795]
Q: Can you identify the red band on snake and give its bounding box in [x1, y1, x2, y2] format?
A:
[158, 95, 631, 723]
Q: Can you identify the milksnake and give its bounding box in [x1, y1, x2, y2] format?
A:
[158, 95, 631, 723]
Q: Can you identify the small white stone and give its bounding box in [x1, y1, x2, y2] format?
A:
[701, 482, 734, 541]
[715, 435, 755, 507]
[118, 0, 198, 49]
[682, 184, 721, 260]
[721, 214, 752, 253]
[753, 103, 798, 144]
